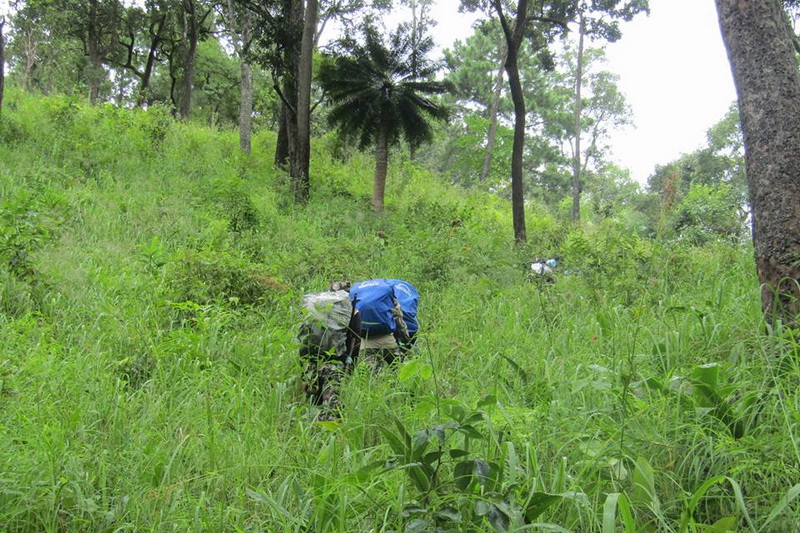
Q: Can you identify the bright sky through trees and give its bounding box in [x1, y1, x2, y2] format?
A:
[393, 0, 738, 185]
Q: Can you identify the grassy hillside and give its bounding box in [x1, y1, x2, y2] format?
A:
[0, 91, 798, 532]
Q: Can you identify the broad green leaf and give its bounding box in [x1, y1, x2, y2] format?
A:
[436, 507, 462, 522]
[704, 516, 738, 532]
[475, 499, 491, 516]
[603, 493, 635, 533]
[454, 460, 473, 491]
[458, 424, 484, 439]
[424, 451, 443, 464]
[411, 429, 430, 459]
[477, 394, 498, 408]
[680, 476, 727, 532]
[472, 458, 490, 486]
[408, 465, 430, 493]
[488, 504, 511, 532]
[379, 425, 407, 456]
[524, 492, 563, 522]
[398, 358, 422, 381]
[354, 460, 385, 482]
[632, 456, 659, 510]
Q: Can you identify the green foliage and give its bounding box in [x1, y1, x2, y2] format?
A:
[209, 176, 261, 233]
[0, 92, 798, 533]
[562, 221, 652, 302]
[318, 22, 450, 151]
[167, 246, 273, 307]
[369, 397, 569, 531]
[671, 184, 746, 244]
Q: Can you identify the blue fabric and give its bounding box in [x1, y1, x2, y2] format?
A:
[350, 279, 397, 334]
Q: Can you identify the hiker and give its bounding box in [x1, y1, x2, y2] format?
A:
[530, 258, 558, 283]
[297, 281, 361, 420]
[349, 278, 416, 371]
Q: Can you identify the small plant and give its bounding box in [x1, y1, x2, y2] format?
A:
[365, 394, 567, 532]
[0, 191, 54, 278]
[166, 246, 277, 307]
[642, 362, 760, 439]
[211, 176, 260, 233]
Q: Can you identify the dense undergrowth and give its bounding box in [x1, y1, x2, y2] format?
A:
[0, 90, 798, 532]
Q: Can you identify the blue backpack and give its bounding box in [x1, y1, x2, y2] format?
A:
[385, 279, 419, 334]
[350, 279, 397, 334]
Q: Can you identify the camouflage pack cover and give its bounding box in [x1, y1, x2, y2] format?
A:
[298, 290, 353, 361]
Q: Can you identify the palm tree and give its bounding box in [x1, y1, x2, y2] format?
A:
[318, 24, 450, 214]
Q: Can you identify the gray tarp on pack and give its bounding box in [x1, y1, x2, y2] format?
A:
[298, 290, 352, 359]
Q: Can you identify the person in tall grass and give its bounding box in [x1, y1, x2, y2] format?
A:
[350, 279, 413, 371]
[298, 281, 361, 421]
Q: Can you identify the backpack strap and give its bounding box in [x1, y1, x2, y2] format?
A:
[345, 296, 361, 366]
[390, 296, 411, 346]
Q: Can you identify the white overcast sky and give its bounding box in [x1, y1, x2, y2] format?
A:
[406, 0, 738, 185]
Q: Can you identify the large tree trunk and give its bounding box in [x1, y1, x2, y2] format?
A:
[137, 15, 167, 106]
[0, 19, 5, 120]
[238, 10, 253, 155]
[716, 0, 800, 326]
[571, 15, 585, 224]
[179, 0, 199, 120]
[505, 49, 527, 244]
[493, 0, 529, 244]
[292, 0, 318, 203]
[480, 44, 506, 184]
[274, 0, 302, 171]
[239, 61, 253, 154]
[275, 104, 291, 168]
[87, 7, 103, 105]
[22, 32, 36, 92]
[372, 120, 389, 214]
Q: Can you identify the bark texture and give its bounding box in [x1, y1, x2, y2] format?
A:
[372, 122, 389, 214]
[493, 0, 528, 244]
[571, 15, 585, 224]
[480, 45, 506, 184]
[293, 0, 318, 203]
[716, 0, 800, 325]
[239, 61, 253, 154]
[0, 19, 5, 119]
[178, 0, 200, 120]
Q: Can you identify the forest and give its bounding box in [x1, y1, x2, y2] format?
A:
[0, 0, 800, 531]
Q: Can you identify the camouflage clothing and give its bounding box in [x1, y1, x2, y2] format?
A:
[302, 357, 348, 420]
[361, 345, 405, 371]
[358, 299, 411, 372]
[297, 291, 360, 420]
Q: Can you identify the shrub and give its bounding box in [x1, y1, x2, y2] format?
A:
[167, 247, 277, 307]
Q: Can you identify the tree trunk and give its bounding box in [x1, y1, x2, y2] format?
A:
[0, 19, 5, 120]
[372, 120, 389, 214]
[22, 32, 36, 92]
[87, 6, 103, 105]
[571, 15, 585, 224]
[493, 0, 529, 244]
[716, 0, 800, 326]
[506, 47, 527, 244]
[179, 0, 199, 120]
[137, 15, 167, 106]
[275, 104, 291, 169]
[239, 61, 253, 154]
[480, 43, 506, 184]
[292, 0, 318, 203]
[238, 10, 253, 155]
[274, 0, 302, 171]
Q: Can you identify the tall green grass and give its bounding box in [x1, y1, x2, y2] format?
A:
[0, 90, 797, 532]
